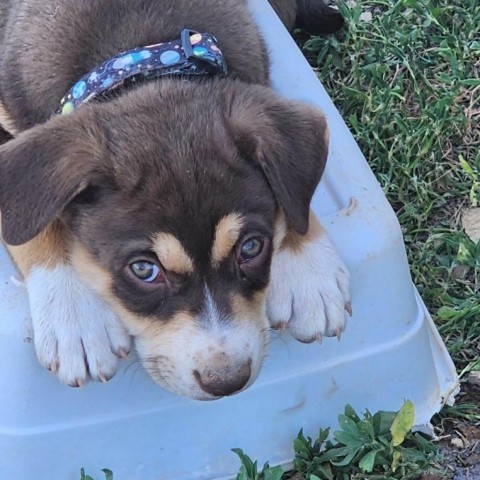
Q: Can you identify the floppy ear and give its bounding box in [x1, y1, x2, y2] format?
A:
[0, 113, 105, 246]
[228, 86, 329, 235]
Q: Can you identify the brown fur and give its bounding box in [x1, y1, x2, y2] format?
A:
[0, 0, 269, 132]
[0, 0, 342, 133]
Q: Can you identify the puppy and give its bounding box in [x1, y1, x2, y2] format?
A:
[0, 0, 350, 400]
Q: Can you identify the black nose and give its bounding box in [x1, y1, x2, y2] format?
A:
[193, 361, 251, 397]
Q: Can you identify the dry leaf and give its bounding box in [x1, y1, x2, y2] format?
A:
[462, 207, 480, 242]
[451, 437, 464, 448]
[360, 11, 373, 22]
[468, 371, 480, 387]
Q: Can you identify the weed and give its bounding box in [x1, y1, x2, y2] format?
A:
[233, 449, 283, 480]
[291, 402, 444, 480]
[80, 468, 113, 480]
[234, 401, 445, 480]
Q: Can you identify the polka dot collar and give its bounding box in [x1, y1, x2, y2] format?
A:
[57, 29, 227, 114]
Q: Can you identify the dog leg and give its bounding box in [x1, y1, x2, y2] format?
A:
[295, 0, 344, 34]
[267, 211, 351, 343]
[5, 220, 131, 386]
[268, 0, 344, 34]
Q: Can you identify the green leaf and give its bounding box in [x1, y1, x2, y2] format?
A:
[358, 418, 375, 440]
[80, 469, 94, 480]
[338, 414, 361, 436]
[263, 465, 283, 480]
[457, 239, 475, 265]
[317, 427, 330, 443]
[460, 78, 480, 87]
[318, 465, 335, 480]
[359, 450, 377, 473]
[436, 306, 458, 320]
[372, 411, 397, 436]
[390, 400, 415, 446]
[334, 430, 366, 448]
[317, 446, 351, 463]
[402, 446, 430, 463]
[413, 432, 438, 453]
[293, 439, 310, 457]
[459, 154, 475, 177]
[349, 113, 359, 133]
[294, 429, 314, 458]
[102, 469, 113, 480]
[236, 467, 249, 480]
[252, 461, 259, 478]
[330, 445, 361, 466]
[344, 404, 361, 423]
[232, 449, 257, 478]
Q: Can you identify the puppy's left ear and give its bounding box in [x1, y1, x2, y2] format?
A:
[227, 86, 329, 235]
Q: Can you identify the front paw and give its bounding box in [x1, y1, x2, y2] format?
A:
[267, 233, 351, 343]
[26, 264, 131, 386]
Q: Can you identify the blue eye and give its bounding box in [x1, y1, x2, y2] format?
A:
[130, 261, 162, 283]
[240, 238, 264, 262]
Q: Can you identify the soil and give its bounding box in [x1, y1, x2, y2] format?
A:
[429, 375, 480, 480]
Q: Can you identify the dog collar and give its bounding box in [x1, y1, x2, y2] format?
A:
[57, 29, 227, 114]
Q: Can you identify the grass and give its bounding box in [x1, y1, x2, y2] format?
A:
[296, 0, 480, 476]
[301, 0, 480, 376]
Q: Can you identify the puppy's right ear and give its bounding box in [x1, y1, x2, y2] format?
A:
[0, 112, 106, 246]
[227, 85, 330, 236]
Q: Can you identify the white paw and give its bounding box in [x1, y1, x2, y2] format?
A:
[267, 233, 351, 343]
[26, 264, 131, 386]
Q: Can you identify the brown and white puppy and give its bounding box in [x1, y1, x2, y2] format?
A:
[0, 0, 350, 400]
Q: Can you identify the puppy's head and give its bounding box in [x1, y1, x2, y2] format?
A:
[0, 79, 329, 399]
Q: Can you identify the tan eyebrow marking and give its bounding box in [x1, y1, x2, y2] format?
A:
[152, 232, 194, 274]
[211, 213, 244, 267]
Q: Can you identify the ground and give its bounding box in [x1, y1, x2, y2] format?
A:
[433, 378, 480, 480]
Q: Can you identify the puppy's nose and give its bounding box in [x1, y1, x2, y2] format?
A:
[193, 361, 251, 397]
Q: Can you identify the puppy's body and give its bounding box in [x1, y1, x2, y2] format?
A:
[0, 0, 276, 132]
[0, 0, 350, 399]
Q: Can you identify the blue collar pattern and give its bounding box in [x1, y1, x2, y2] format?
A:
[57, 29, 227, 114]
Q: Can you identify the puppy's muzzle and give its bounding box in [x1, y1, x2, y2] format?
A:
[193, 359, 252, 397]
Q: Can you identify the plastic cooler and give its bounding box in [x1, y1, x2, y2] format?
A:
[0, 0, 459, 478]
